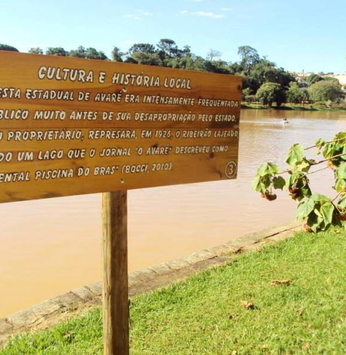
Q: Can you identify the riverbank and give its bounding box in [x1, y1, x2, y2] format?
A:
[0, 221, 300, 348]
[242, 103, 346, 111]
[3, 222, 346, 354]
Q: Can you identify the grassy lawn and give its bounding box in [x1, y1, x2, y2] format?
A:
[2, 229, 346, 354]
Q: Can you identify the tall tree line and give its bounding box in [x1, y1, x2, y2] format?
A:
[0, 40, 344, 106]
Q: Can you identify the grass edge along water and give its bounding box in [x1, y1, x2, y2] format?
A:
[2, 228, 346, 354]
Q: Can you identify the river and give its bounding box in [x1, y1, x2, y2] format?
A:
[1, 109, 345, 317]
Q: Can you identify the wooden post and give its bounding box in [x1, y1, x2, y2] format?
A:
[102, 191, 129, 355]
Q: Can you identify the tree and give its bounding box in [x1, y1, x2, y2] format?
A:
[242, 87, 256, 102]
[237, 45, 260, 73]
[204, 59, 231, 74]
[247, 59, 277, 92]
[256, 82, 286, 107]
[247, 59, 295, 93]
[28, 47, 43, 54]
[324, 76, 340, 84]
[156, 39, 187, 67]
[206, 49, 221, 61]
[69, 46, 86, 58]
[306, 73, 323, 86]
[167, 46, 196, 70]
[69, 46, 108, 60]
[46, 47, 67, 56]
[84, 47, 107, 60]
[286, 82, 309, 103]
[157, 39, 179, 57]
[111, 46, 124, 62]
[128, 52, 162, 66]
[0, 44, 19, 52]
[182, 45, 192, 58]
[126, 43, 161, 65]
[308, 80, 343, 102]
[127, 43, 156, 56]
[170, 54, 206, 71]
[274, 67, 296, 89]
[190, 55, 206, 71]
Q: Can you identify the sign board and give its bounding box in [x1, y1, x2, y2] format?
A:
[0, 51, 241, 203]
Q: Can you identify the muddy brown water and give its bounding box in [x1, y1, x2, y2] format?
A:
[1, 109, 345, 317]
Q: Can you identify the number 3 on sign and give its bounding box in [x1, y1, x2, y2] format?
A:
[225, 161, 237, 179]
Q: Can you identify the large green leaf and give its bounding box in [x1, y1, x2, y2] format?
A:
[301, 184, 312, 199]
[323, 142, 339, 159]
[315, 138, 325, 150]
[251, 176, 263, 193]
[320, 202, 335, 226]
[297, 198, 315, 220]
[341, 146, 346, 160]
[334, 178, 346, 193]
[286, 171, 304, 188]
[286, 144, 304, 166]
[337, 194, 346, 210]
[257, 162, 279, 177]
[336, 163, 346, 179]
[333, 131, 346, 141]
[272, 176, 285, 190]
[295, 158, 312, 173]
[310, 193, 331, 202]
[307, 212, 319, 232]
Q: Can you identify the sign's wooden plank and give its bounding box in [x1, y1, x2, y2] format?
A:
[0, 52, 242, 203]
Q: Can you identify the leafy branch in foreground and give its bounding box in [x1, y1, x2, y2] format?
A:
[252, 131, 346, 232]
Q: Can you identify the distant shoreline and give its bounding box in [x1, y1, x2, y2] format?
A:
[241, 103, 346, 112]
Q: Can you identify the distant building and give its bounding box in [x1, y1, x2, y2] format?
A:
[329, 74, 346, 86]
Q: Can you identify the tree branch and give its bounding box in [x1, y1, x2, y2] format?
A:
[305, 137, 346, 151]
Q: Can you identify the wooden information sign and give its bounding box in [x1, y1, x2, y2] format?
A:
[0, 51, 242, 354]
[0, 51, 241, 203]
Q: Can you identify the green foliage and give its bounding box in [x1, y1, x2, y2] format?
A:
[111, 46, 124, 62]
[28, 47, 43, 55]
[5, 40, 326, 102]
[4, 40, 302, 99]
[157, 38, 179, 58]
[0, 44, 19, 52]
[206, 49, 221, 61]
[237, 45, 260, 73]
[247, 59, 295, 93]
[69, 46, 108, 60]
[44, 46, 108, 60]
[128, 51, 162, 66]
[253, 131, 346, 232]
[324, 76, 340, 83]
[306, 73, 323, 85]
[308, 80, 343, 103]
[46, 47, 68, 56]
[128, 43, 156, 55]
[204, 59, 232, 74]
[286, 82, 309, 103]
[256, 82, 286, 107]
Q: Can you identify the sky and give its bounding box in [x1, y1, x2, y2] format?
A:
[0, 0, 345, 74]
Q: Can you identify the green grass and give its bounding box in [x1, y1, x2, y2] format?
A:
[2, 229, 346, 354]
